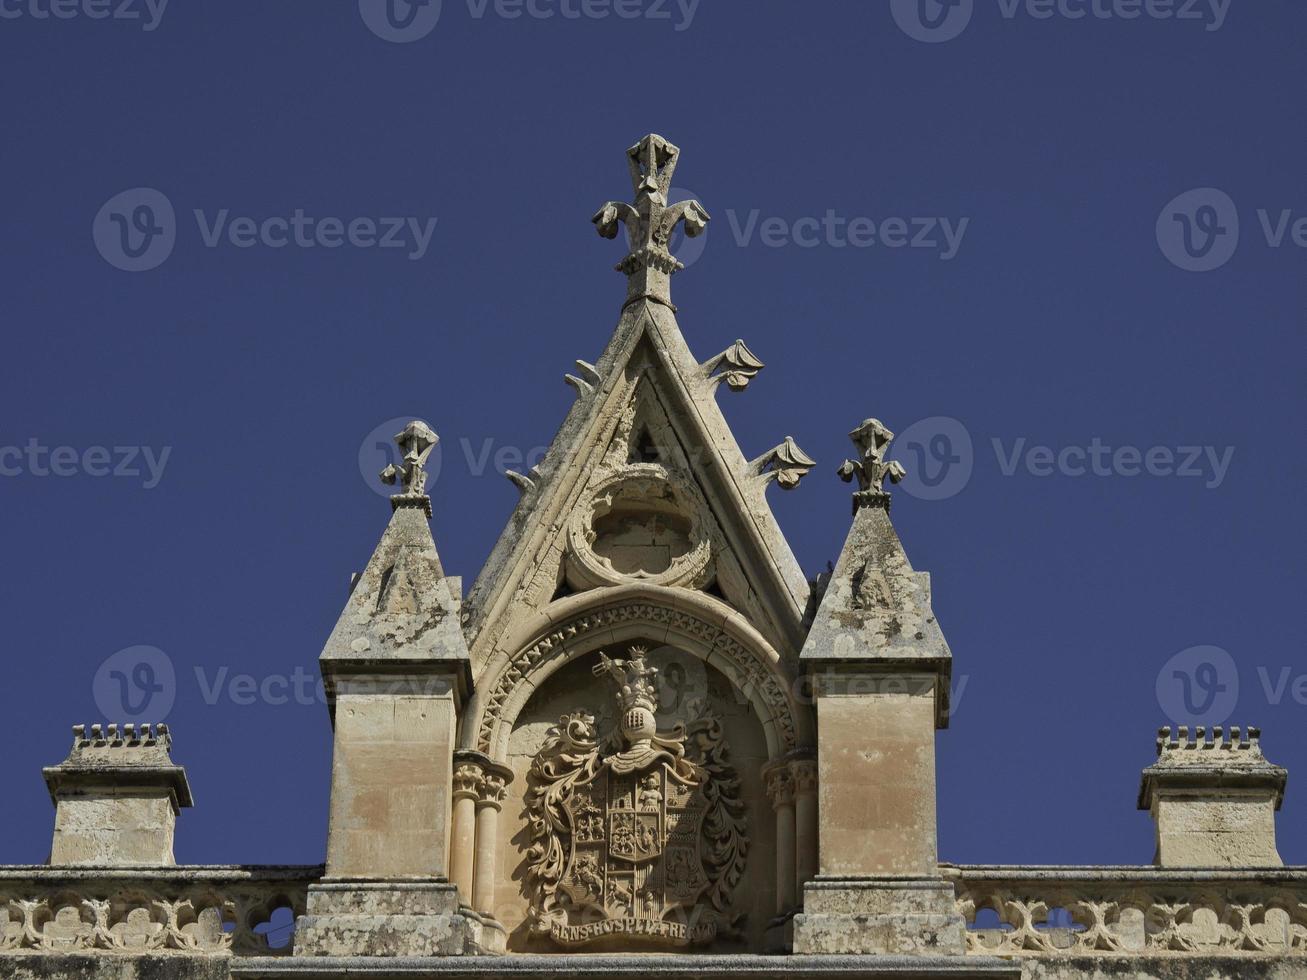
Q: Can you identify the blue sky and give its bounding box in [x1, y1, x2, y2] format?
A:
[0, 0, 1303, 867]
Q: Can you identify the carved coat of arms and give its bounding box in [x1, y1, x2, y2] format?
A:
[525, 646, 747, 947]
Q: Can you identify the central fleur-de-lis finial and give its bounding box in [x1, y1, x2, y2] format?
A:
[593, 134, 710, 311]
[380, 420, 438, 517]
[838, 418, 906, 513]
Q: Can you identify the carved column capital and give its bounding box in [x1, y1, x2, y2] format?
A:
[763, 762, 796, 810]
[478, 771, 510, 811]
[789, 757, 818, 795]
[452, 750, 513, 809]
[452, 763, 484, 802]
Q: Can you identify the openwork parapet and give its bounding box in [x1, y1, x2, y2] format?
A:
[948, 866, 1307, 957]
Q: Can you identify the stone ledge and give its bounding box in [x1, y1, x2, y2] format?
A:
[230, 954, 1021, 979]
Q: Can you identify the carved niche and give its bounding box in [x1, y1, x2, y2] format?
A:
[524, 645, 747, 947]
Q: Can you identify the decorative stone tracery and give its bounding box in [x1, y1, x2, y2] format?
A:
[467, 587, 806, 761]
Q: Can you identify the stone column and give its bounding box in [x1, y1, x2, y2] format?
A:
[449, 751, 485, 906]
[763, 763, 797, 915]
[472, 764, 512, 917]
[789, 755, 819, 902]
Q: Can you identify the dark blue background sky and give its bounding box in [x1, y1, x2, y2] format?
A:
[1, 1, 1303, 868]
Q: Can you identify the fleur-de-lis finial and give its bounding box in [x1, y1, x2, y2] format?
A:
[380, 420, 438, 517]
[838, 418, 906, 513]
[593, 134, 710, 311]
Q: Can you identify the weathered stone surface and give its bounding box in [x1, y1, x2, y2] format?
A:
[231, 953, 1023, 978]
[794, 878, 966, 957]
[800, 500, 951, 685]
[1139, 727, 1287, 868]
[294, 881, 482, 958]
[320, 504, 469, 677]
[44, 724, 192, 867]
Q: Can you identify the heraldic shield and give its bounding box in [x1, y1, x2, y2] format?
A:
[525, 647, 748, 948]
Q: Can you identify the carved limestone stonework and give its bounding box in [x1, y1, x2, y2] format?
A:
[525, 646, 747, 948]
[379, 420, 438, 518]
[593, 134, 710, 310]
[751, 437, 817, 491]
[473, 597, 800, 758]
[838, 417, 906, 513]
[702, 340, 765, 392]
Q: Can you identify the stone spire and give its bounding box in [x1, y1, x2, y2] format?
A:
[592, 134, 710, 310]
[319, 419, 467, 685]
[793, 416, 962, 958]
[802, 417, 951, 712]
[301, 419, 481, 956]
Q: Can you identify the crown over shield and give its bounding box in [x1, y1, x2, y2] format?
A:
[525, 646, 747, 947]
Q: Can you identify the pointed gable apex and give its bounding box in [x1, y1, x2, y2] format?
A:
[464, 297, 813, 665]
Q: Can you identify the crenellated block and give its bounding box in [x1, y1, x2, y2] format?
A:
[1140, 725, 1288, 868]
[43, 723, 193, 867]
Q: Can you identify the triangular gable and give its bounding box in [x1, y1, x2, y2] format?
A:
[464, 298, 812, 668]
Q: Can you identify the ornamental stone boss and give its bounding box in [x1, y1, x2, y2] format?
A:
[2, 136, 1303, 980]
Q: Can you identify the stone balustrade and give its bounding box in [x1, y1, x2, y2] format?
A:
[947, 865, 1307, 958]
[0, 866, 318, 957]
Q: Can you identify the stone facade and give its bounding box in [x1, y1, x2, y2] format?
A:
[2, 136, 1303, 979]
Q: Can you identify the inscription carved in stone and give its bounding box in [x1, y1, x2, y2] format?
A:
[525, 646, 747, 947]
